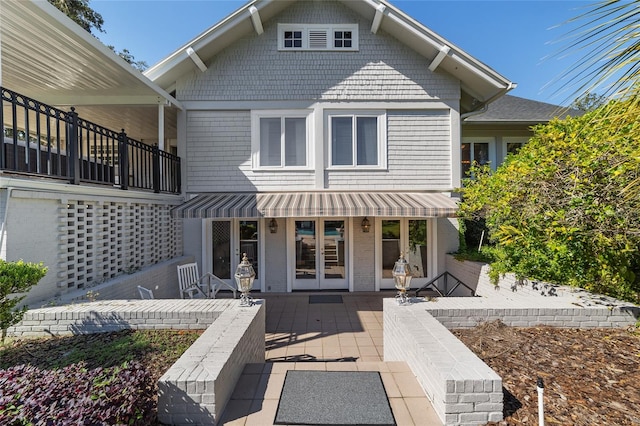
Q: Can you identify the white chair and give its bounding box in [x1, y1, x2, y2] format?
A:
[137, 285, 154, 299]
[177, 263, 237, 299]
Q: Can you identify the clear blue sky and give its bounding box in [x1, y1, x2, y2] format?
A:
[92, 0, 590, 105]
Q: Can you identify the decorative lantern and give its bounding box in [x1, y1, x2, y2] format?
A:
[392, 252, 412, 304]
[234, 253, 255, 306]
[269, 218, 278, 234]
[361, 217, 371, 233]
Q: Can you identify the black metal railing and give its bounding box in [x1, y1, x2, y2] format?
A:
[1, 87, 180, 194]
[415, 271, 476, 297]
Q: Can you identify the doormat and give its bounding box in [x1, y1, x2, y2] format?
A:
[274, 371, 395, 425]
[308, 295, 343, 304]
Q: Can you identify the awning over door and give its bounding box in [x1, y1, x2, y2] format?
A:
[171, 192, 458, 219]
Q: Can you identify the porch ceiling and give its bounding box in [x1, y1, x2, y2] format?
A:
[0, 1, 179, 142]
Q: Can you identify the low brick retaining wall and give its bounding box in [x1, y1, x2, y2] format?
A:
[7, 299, 222, 337]
[157, 301, 265, 425]
[384, 300, 503, 426]
[8, 299, 265, 426]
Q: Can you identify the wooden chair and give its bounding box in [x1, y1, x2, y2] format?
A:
[177, 263, 237, 299]
[137, 285, 154, 299]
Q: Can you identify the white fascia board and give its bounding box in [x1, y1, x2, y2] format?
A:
[38, 95, 179, 107]
[28, 0, 181, 110]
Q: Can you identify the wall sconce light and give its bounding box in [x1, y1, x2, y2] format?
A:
[269, 218, 278, 233]
[361, 217, 371, 233]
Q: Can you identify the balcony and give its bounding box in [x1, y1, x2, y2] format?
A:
[1, 87, 180, 194]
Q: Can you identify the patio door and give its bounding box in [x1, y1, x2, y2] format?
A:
[292, 218, 348, 291]
[378, 219, 430, 290]
[207, 219, 260, 291]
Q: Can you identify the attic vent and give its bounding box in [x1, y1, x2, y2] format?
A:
[278, 24, 358, 51]
[309, 30, 328, 49]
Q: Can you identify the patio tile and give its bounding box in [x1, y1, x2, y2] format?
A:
[294, 362, 326, 371]
[259, 372, 286, 400]
[388, 397, 415, 426]
[394, 371, 427, 398]
[231, 373, 262, 400]
[386, 361, 412, 372]
[379, 372, 402, 398]
[218, 399, 251, 425]
[269, 362, 295, 374]
[325, 362, 359, 371]
[405, 397, 442, 425]
[245, 399, 278, 426]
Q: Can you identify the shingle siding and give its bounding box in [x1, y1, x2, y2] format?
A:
[186, 111, 315, 192]
[326, 111, 452, 190]
[177, 1, 459, 102]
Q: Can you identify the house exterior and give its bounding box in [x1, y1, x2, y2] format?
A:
[0, 0, 577, 305]
[145, 0, 515, 294]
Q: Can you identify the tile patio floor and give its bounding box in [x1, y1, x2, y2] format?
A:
[219, 293, 442, 426]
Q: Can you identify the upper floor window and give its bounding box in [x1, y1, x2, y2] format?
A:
[328, 111, 386, 168]
[252, 111, 311, 170]
[278, 24, 359, 51]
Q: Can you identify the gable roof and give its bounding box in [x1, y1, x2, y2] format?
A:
[464, 95, 582, 124]
[0, 0, 180, 141]
[145, 0, 515, 113]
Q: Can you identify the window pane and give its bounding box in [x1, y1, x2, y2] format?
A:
[332, 117, 353, 165]
[239, 221, 259, 280]
[260, 118, 281, 166]
[474, 143, 489, 166]
[407, 220, 427, 278]
[284, 118, 306, 166]
[507, 142, 523, 155]
[382, 220, 400, 279]
[356, 117, 378, 165]
[461, 143, 471, 177]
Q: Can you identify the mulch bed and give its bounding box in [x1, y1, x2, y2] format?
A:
[453, 321, 640, 425]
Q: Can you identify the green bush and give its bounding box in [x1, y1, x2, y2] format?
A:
[0, 260, 47, 343]
[459, 98, 640, 302]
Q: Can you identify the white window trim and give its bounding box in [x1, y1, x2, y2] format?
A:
[326, 110, 387, 170]
[461, 137, 496, 170]
[278, 23, 359, 51]
[251, 110, 313, 171]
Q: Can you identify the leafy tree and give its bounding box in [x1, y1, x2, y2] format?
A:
[47, 0, 104, 34]
[459, 98, 640, 303]
[571, 92, 607, 112]
[0, 260, 48, 343]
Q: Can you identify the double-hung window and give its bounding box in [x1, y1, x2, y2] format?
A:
[328, 112, 386, 168]
[252, 111, 311, 169]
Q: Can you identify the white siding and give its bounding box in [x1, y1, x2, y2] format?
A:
[326, 110, 452, 190]
[186, 111, 316, 193]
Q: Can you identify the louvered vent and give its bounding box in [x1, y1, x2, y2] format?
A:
[308, 30, 328, 49]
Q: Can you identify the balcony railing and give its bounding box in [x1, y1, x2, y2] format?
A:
[0, 87, 181, 194]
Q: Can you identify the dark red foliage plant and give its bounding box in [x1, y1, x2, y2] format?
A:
[0, 361, 155, 425]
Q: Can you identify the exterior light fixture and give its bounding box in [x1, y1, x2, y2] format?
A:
[361, 217, 371, 233]
[392, 252, 412, 304]
[234, 253, 255, 306]
[269, 218, 278, 234]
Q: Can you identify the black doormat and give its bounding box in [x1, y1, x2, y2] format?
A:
[274, 371, 396, 425]
[308, 295, 343, 304]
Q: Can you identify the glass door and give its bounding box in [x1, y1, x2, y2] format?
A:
[321, 219, 347, 290]
[292, 219, 348, 291]
[208, 219, 261, 291]
[379, 219, 429, 290]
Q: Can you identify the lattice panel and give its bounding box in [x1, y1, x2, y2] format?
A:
[57, 198, 182, 291]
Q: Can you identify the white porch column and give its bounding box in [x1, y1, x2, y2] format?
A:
[158, 102, 165, 151]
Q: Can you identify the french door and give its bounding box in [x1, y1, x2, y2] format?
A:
[291, 218, 348, 291]
[378, 219, 430, 290]
[206, 219, 261, 291]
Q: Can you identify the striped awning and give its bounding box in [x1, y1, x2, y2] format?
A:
[171, 192, 458, 219]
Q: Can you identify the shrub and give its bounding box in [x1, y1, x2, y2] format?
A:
[0, 260, 47, 343]
[0, 361, 155, 425]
